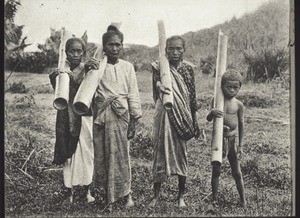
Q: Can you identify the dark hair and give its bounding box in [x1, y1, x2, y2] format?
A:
[102, 25, 124, 46]
[65, 37, 86, 53]
[166, 35, 186, 50]
[221, 69, 243, 87]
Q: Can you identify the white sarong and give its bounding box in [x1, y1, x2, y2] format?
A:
[63, 116, 94, 188]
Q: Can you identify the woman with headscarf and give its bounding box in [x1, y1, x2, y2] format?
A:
[149, 35, 200, 207]
[49, 37, 95, 205]
[85, 25, 142, 208]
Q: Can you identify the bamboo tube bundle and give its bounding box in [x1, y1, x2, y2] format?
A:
[157, 20, 173, 110]
[211, 29, 228, 164]
[73, 22, 121, 115]
[53, 27, 73, 110]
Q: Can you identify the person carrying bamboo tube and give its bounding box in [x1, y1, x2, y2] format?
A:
[49, 37, 97, 205]
[149, 35, 200, 208]
[206, 69, 246, 207]
[84, 25, 142, 208]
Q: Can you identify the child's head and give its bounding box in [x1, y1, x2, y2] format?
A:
[221, 69, 243, 99]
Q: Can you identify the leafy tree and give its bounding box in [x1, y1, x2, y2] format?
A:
[4, 0, 30, 52]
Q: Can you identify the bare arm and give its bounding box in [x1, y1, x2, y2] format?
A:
[206, 98, 214, 122]
[237, 101, 245, 157]
[206, 98, 224, 122]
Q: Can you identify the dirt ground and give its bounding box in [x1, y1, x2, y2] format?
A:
[4, 70, 293, 217]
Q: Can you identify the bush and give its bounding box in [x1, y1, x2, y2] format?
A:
[5, 50, 58, 73]
[200, 55, 216, 74]
[6, 81, 27, 93]
[238, 92, 276, 108]
[243, 47, 288, 83]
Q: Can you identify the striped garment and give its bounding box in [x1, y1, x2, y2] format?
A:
[166, 66, 195, 140]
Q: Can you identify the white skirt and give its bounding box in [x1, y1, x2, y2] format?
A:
[63, 116, 94, 188]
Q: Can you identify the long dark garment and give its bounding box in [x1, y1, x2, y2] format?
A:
[50, 63, 88, 165]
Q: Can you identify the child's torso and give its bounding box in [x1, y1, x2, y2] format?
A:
[223, 98, 239, 131]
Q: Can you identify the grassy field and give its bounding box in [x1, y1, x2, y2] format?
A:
[4, 69, 293, 217]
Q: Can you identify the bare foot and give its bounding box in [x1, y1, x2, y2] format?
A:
[212, 200, 219, 208]
[107, 203, 113, 212]
[149, 198, 159, 207]
[240, 200, 246, 208]
[178, 198, 187, 207]
[125, 194, 134, 207]
[87, 194, 95, 203]
[62, 195, 73, 206]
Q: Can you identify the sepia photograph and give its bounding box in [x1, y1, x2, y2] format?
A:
[4, 0, 295, 216]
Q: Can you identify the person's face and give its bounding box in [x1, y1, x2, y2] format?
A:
[103, 35, 123, 61]
[66, 41, 84, 66]
[166, 39, 185, 63]
[222, 80, 241, 99]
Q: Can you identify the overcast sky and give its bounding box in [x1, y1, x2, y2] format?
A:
[15, 0, 272, 51]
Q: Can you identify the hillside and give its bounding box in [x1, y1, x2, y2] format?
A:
[5, 0, 289, 75]
[123, 0, 289, 72]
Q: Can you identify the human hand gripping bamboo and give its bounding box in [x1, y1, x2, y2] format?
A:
[84, 57, 101, 72]
[193, 120, 200, 139]
[127, 117, 137, 140]
[156, 81, 171, 95]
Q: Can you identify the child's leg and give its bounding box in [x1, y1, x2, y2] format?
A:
[149, 182, 161, 207]
[178, 175, 187, 207]
[227, 144, 246, 206]
[211, 161, 221, 202]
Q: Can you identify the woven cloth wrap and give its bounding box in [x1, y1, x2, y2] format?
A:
[222, 128, 237, 159]
[93, 95, 129, 125]
[166, 67, 195, 141]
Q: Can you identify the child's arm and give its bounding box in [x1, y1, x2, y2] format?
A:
[237, 101, 245, 159]
[206, 98, 223, 122]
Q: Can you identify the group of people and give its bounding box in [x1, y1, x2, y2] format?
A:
[49, 25, 246, 210]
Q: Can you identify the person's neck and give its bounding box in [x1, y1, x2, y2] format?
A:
[224, 96, 236, 101]
[70, 63, 80, 71]
[107, 57, 119, 65]
[169, 60, 181, 69]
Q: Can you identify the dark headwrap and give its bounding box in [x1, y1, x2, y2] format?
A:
[65, 37, 86, 53]
[102, 25, 124, 46]
[166, 35, 186, 50]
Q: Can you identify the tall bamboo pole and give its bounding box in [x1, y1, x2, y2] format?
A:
[157, 20, 173, 110]
[289, 0, 295, 215]
[211, 29, 228, 164]
[73, 22, 121, 115]
[53, 27, 73, 110]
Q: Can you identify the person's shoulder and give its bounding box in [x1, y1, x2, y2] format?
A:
[235, 98, 244, 108]
[119, 59, 134, 68]
[151, 60, 159, 67]
[119, 59, 131, 65]
[79, 62, 85, 71]
[151, 60, 159, 71]
[182, 60, 196, 69]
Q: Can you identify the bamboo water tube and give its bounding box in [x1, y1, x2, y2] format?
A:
[73, 22, 121, 115]
[53, 28, 73, 110]
[157, 20, 173, 110]
[211, 29, 228, 164]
